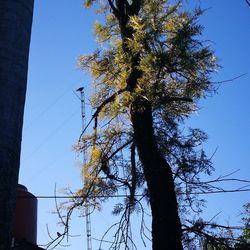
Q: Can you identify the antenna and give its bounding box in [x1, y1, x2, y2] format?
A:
[76, 87, 92, 250]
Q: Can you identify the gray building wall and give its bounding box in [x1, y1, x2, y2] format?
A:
[0, 1, 34, 249]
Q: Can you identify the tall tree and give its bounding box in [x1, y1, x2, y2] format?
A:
[0, 1, 34, 249]
[72, 0, 218, 249]
[76, 0, 217, 249]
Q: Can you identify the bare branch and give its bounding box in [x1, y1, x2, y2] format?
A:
[78, 87, 128, 142]
[107, 139, 133, 161]
[165, 96, 193, 103]
[211, 73, 247, 84]
[130, 0, 143, 15]
[108, 0, 119, 17]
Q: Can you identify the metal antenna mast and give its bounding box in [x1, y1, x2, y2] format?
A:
[76, 87, 92, 250]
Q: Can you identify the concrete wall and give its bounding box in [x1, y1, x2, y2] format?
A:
[0, 1, 34, 249]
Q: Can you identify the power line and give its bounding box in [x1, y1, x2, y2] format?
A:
[16, 188, 250, 199]
[21, 109, 78, 163]
[18, 194, 141, 199]
[24, 86, 72, 131]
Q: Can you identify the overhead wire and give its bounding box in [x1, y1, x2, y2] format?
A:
[23, 85, 75, 131]
[25, 148, 73, 183]
[16, 188, 250, 199]
[21, 108, 78, 164]
[21, 85, 85, 183]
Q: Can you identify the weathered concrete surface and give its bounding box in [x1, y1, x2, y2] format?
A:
[0, 1, 34, 249]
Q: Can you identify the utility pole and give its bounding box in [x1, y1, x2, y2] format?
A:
[76, 87, 92, 250]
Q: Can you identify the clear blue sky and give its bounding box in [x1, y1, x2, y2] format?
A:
[19, 1, 250, 249]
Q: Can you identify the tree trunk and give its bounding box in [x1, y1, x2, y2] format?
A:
[109, 1, 183, 248]
[131, 97, 183, 250]
[0, 1, 34, 249]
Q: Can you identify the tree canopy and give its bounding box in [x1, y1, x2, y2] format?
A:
[55, 1, 246, 249]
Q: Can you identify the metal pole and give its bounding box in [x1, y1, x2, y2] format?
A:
[76, 87, 92, 250]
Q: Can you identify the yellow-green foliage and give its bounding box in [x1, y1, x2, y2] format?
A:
[84, 0, 93, 8]
[94, 21, 111, 42]
[76, 0, 217, 209]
